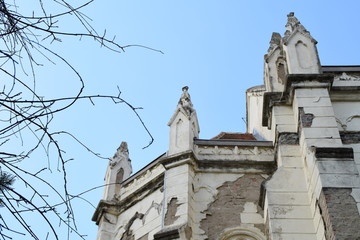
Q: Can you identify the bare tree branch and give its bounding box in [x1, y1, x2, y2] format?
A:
[0, 0, 159, 238]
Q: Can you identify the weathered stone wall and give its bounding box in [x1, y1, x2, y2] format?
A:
[322, 188, 360, 239]
[200, 174, 265, 240]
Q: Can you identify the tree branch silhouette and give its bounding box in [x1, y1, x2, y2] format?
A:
[0, 0, 158, 239]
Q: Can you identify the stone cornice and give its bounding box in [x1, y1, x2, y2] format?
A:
[322, 65, 360, 72]
[196, 159, 276, 173]
[194, 138, 273, 147]
[160, 150, 197, 170]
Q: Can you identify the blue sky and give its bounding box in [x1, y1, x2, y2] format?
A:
[2, 0, 360, 239]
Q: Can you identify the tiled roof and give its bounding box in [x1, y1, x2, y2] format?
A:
[211, 132, 256, 140]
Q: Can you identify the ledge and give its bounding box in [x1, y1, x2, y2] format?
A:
[322, 65, 360, 72]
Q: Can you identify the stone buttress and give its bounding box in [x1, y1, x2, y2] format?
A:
[248, 12, 360, 240]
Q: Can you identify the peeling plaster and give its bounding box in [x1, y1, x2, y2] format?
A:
[164, 198, 180, 226]
[200, 175, 266, 239]
[299, 107, 314, 128]
[115, 200, 163, 240]
[120, 212, 144, 240]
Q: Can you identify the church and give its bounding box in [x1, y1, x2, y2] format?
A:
[92, 13, 360, 240]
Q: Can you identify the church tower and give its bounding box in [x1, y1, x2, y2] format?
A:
[93, 13, 360, 240]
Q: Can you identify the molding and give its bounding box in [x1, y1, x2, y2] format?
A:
[322, 65, 360, 72]
[196, 159, 276, 173]
[330, 89, 360, 102]
[160, 150, 196, 170]
[194, 138, 273, 147]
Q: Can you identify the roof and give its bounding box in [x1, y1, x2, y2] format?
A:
[211, 132, 256, 140]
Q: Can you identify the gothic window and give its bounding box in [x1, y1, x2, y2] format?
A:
[115, 168, 124, 193]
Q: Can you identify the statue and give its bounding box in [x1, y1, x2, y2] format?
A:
[179, 86, 194, 116]
[284, 12, 310, 41]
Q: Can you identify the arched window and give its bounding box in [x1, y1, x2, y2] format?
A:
[115, 168, 124, 194]
[217, 226, 265, 240]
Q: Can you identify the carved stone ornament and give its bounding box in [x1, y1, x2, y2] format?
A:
[335, 72, 360, 81]
[283, 12, 311, 42]
[267, 32, 281, 54]
[179, 86, 194, 116]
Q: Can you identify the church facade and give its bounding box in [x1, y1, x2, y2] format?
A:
[92, 13, 360, 240]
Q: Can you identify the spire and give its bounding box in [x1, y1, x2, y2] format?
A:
[103, 141, 132, 201]
[168, 86, 200, 156]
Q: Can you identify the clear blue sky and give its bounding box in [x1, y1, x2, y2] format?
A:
[3, 0, 360, 239]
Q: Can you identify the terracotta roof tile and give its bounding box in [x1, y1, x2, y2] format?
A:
[211, 132, 256, 140]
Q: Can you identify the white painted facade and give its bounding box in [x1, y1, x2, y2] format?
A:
[93, 13, 360, 240]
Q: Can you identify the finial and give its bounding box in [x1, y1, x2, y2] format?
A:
[268, 32, 281, 53]
[179, 86, 194, 116]
[182, 86, 189, 92]
[283, 12, 311, 42]
[285, 12, 300, 32]
[117, 142, 128, 154]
